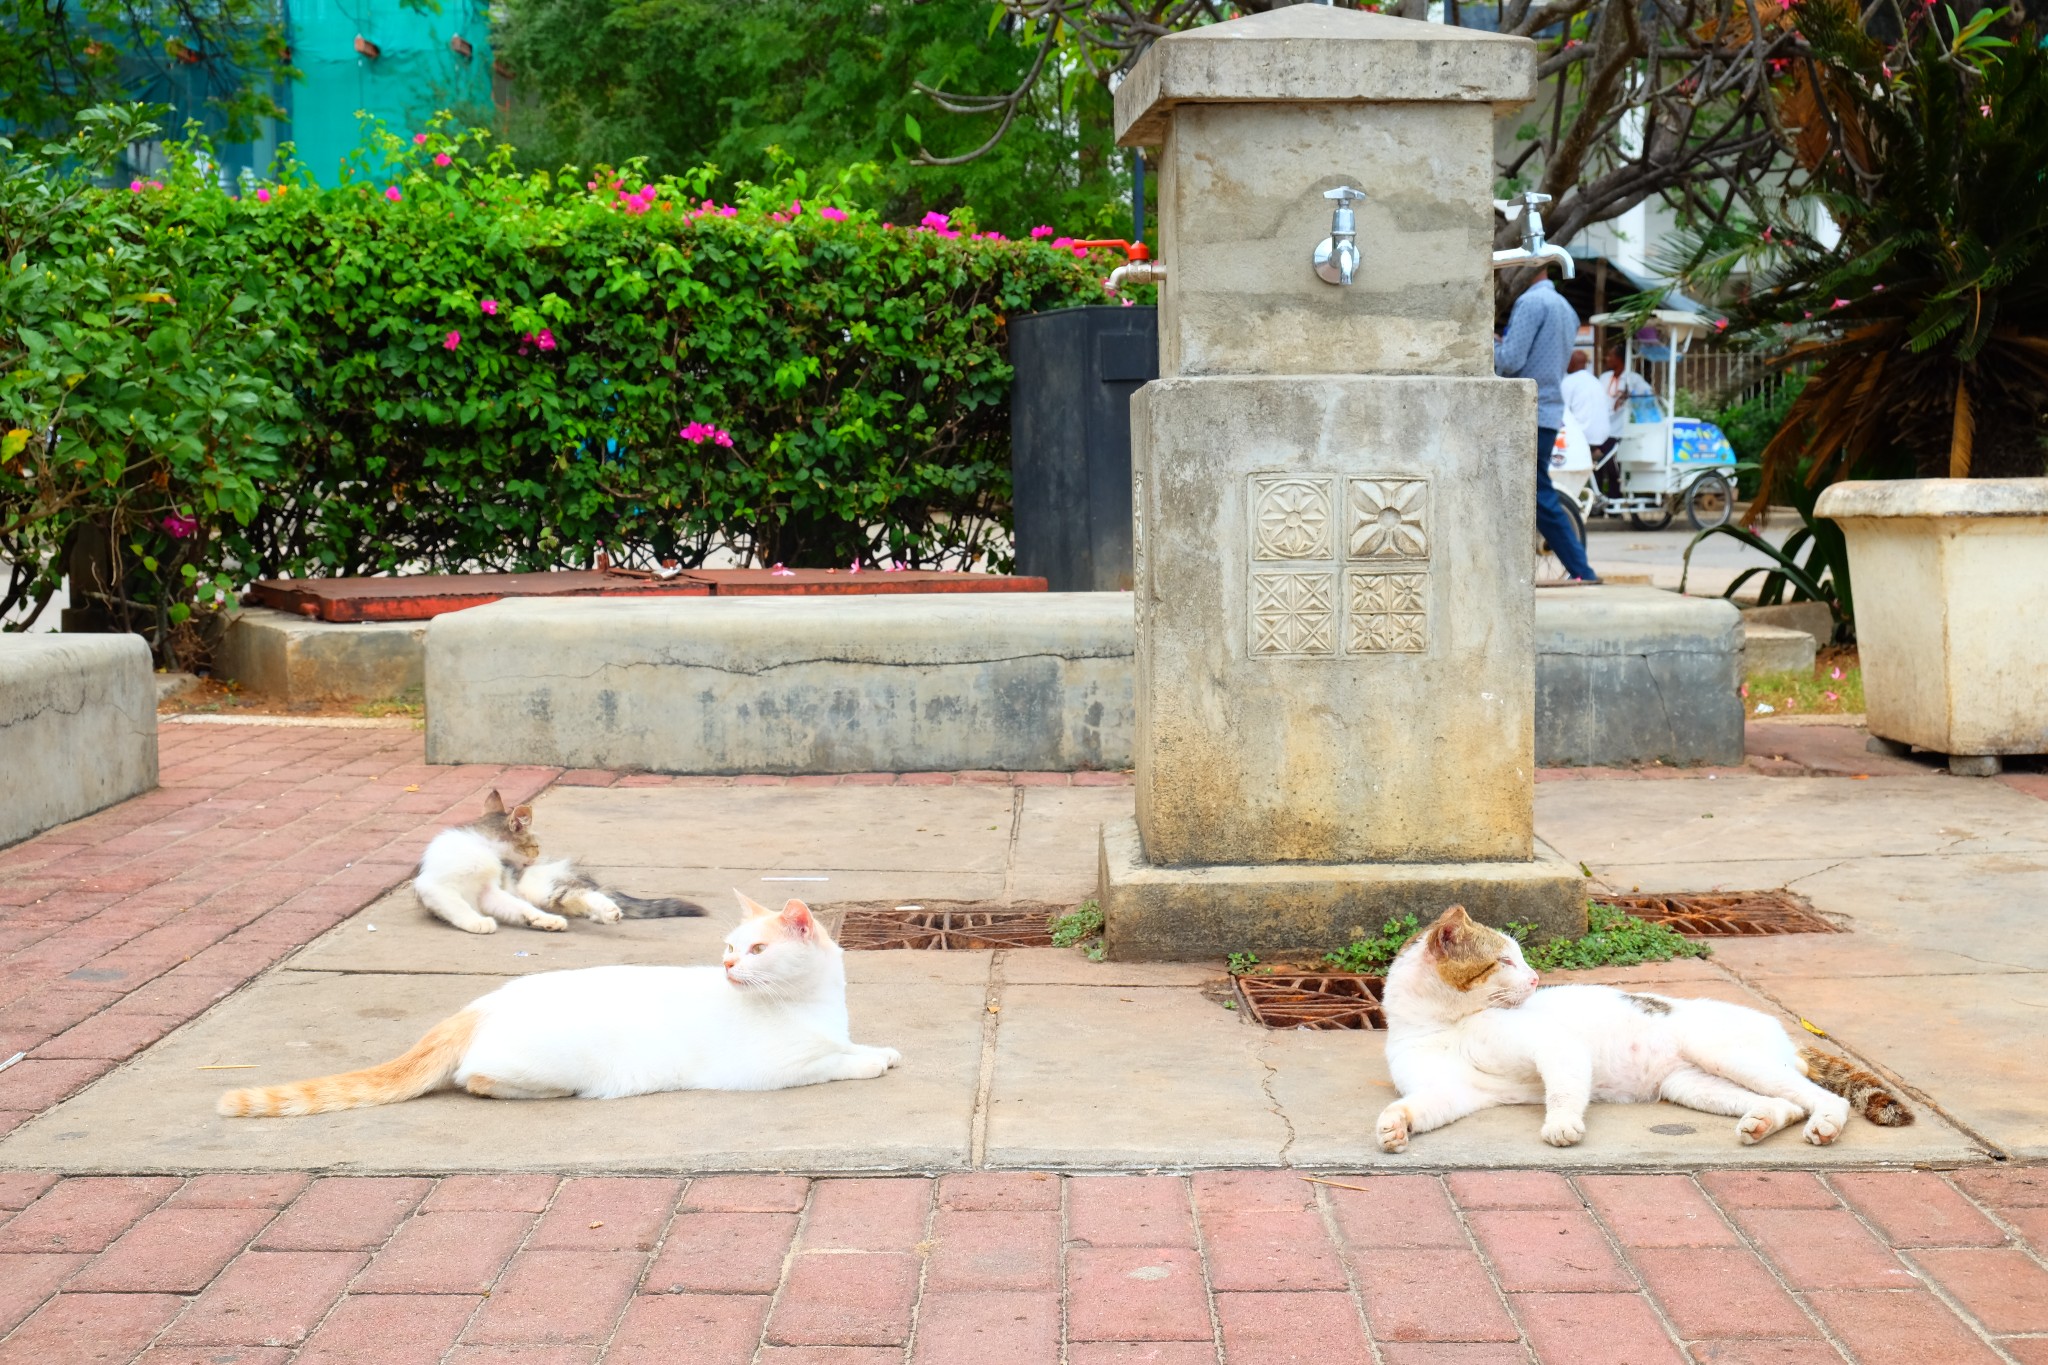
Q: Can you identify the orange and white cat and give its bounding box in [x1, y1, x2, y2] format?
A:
[413, 790, 703, 934]
[1375, 905, 1911, 1152]
[218, 893, 896, 1116]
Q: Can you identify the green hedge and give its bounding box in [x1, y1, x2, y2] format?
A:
[1, 109, 1111, 659]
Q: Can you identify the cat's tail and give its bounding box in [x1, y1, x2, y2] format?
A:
[609, 892, 707, 919]
[217, 1011, 480, 1118]
[1799, 1047, 1915, 1126]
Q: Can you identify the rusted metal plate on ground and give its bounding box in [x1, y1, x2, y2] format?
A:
[833, 903, 1061, 951]
[1235, 973, 1387, 1030]
[250, 568, 1046, 622]
[1598, 890, 1843, 937]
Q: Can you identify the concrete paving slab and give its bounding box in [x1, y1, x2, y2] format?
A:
[983, 983, 1287, 1169]
[1536, 773, 2048, 865]
[0, 969, 981, 1174]
[1590, 858, 1849, 895]
[530, 784, 1018, 873]
[998, 950, 1224, 987]
[1011, 787, 1140, 886]
[1739, 972, 2048, 1160]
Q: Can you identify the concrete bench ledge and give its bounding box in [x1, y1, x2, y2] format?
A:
[0, 633, 158, 847]
[1535, 585, 1744, 768]
[426, 593, 1135, 774]
[424, 586, 1746, 775]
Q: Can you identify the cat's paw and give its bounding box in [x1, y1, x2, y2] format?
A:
[461, 918, 498, 935]
[1803, 1100, 1848, 1146]
[531, 912, 570, 932]
[589, 905, 622, 925]
[1738, 1099, 1802, 1144]
[1375, 1103, 1412, 1154]
[1540, 1115, 1586, 1148]
[878, 1048, 902, 1069]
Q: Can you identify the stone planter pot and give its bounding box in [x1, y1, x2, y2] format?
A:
[1815, 477, 2048, 773]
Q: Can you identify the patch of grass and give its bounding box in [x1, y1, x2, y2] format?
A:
[1321, 915, 1422, 974]
[1049, 900, 1105, 961]
[354, 697, 424, 718]
[1745, 655, 1863, 718]
[1226, 951, 1267, 976]
[1511, 902, 1712, 971]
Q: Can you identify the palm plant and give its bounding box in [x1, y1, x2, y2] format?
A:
[1675, 0, 2048, 502]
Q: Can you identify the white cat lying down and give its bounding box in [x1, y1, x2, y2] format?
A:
[219, 893, 897, 1116]
[1375, 906, 1911, 1152]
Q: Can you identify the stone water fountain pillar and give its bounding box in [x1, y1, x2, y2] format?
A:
[1097, 5, 1587, 959]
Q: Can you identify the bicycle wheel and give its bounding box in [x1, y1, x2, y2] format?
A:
[1685, 470, 1735, 531]
[1536, 494, 1589, 582]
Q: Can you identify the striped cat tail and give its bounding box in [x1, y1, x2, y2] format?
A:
[610, 893, 708, 919]
[217, 1011, 480, 1117]
[1799, 1047, 1915, 1127]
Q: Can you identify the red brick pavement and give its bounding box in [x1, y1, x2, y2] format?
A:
[0, 1168, 2035, 1363]
[2, 720, 2045, 1363]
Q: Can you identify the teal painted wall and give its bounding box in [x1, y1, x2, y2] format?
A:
[285, 0, 495, 184]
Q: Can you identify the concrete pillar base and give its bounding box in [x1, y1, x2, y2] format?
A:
[1097, 817, 1585, 961]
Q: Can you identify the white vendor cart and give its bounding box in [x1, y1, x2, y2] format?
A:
[1567, 310, 1739, 532]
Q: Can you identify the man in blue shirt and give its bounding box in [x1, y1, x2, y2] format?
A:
[1495, 275, 1599, 582]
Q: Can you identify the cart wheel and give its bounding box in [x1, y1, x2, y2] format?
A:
[1685, 471, 1735, 531]
[1628, 501, 1674, 531]
[1536, 494, 1589, 582]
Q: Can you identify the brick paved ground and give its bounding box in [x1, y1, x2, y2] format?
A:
[3, 719, 2046, 1364]
[1, 1167, 2045, 1363]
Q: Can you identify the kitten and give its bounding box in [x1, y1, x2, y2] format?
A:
[413, 790, 704, 934]
[218, 893, 897, 1116]
[1374, 905, 1911, 1152]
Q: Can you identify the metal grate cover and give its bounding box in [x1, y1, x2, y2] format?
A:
[1235, 974, 1387, 1030]
[834, 904, 1058, 951]
[1598, 890, 1843, 937]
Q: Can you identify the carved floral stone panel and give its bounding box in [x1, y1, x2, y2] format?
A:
[1347, 570, 1427, 654]
[1348, 478, 1429, 560]
[1252, 477, 1335, 561]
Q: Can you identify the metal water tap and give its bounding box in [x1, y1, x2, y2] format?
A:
[1312, 186, 1365, 285]
[1070, 239, 1166, 293]
[1490, 190, 1576, 279]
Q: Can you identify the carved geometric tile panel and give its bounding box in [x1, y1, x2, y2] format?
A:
[1348, 478, 1430, 561]
[1346, 570, 1427, 654]
[1252, 476, 1335, 561]
[1251, 571, 1337, 657]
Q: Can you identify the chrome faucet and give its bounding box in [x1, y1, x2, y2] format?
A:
[1490, 190, 1575, 279]
[1312, 186, 1365, 285]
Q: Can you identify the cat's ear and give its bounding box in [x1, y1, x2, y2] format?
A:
[508, 804, 534, 832]
[733, 889, 775, 918]
[1425, 904, 1476, 955]
[483, 790, 506, 814]
[780, 899, 816, 937]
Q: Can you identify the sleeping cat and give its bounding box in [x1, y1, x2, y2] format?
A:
[218, 892, 897, 1116]
[414, 790, 704, 934]
[1375, 905, 1911, 1152]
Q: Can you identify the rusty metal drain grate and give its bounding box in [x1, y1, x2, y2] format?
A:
[1598, 890, 1843, 937]
[833, 903, 1059, 950]
[1235, 974, 1387, 1030]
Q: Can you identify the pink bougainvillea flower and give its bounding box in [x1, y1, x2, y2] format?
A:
[255, 187, 272, 202]
[1872, 283, 1885, 292]
[848, 560, 862, 574]
[680, 421, 734, 447]
[385, 186, 402, 202]
[1801, 310, 1813, 319]
[443, 330, 461, 350]
[1029, 225, 1055, 238]
[1713, 318, 1728, 331]
[1824, 690, 1839, 702]
[162, 513, 199, 539]
[1981, 103, 1993, 117]
[1831, 298, 1849, 309]
[770, 563, 795, 577]
[434, 152, 452, 167]
[414, 133, 429, 145]
[1830, 665, 1844, 680]
[788, 199, 802, 215]
[919, 210, 950, 231]
[1740, 682, 1750, 699]
[129, 179, 143, 191]
[819, 206, 848, 222]
[480, 298, 498, 315]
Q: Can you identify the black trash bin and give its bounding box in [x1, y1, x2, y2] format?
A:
[1008, 305, 1158, 592]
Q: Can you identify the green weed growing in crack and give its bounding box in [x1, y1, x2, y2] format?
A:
[1049, 899, 1105, 961]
